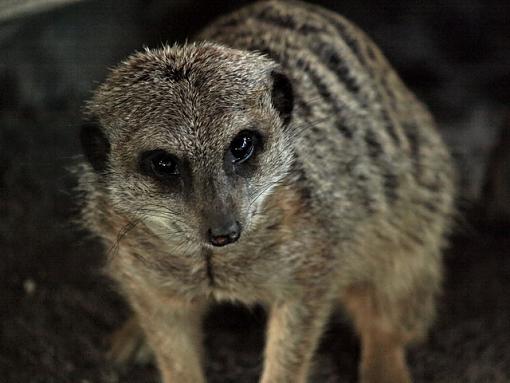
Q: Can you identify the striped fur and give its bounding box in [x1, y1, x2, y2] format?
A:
[199, 0, 455, 221]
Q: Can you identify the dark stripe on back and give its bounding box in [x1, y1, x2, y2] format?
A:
[403, 122, 420, 168]
[366, 44, 377, 61]
[364, 129, 399, 204]
[294, 56, 354, 139]
[403, 122, 443, 191]
[295, 94, 313, 118]
[253, 5, 323, 35]
[216, 2, 367, 70]
[364, 129, 383, 158]
[382, 173, 399, 203]
[305, 5, 368, 69]
[381, 109, 401, 146]
[309, 38, 361, 96]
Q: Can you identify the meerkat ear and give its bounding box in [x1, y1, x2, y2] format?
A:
[80, 120, 110, 173]
[270, 70, 294, 126]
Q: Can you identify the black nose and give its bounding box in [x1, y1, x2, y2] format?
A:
[208, 221, 241, 247]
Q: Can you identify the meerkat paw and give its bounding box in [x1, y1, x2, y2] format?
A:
[106, 316, 153, 368]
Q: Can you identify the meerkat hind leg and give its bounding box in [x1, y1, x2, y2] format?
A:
[342, 284, 413, 383]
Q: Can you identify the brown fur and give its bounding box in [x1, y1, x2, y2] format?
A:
[77, 1, 456, 382]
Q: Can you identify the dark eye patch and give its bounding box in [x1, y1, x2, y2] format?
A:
[228, 130, 262, 164]
[140, 150, 180, 179]
[229, 131, 256, 164]
[225, 130, 264, 178]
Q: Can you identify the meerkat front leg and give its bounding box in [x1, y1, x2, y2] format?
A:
[129, 296, 207, 383]
[260, 296, 333, 383]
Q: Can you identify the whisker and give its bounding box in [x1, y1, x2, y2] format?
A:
[105, 217, 143, 261]
[135, 205, 193, 228]
[248, 179, 287, 211]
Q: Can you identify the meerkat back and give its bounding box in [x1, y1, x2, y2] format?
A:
[79, 1, 456, 383]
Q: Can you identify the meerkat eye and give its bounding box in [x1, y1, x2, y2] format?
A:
[229, 130, 260, 164]
[140, 150, 180, 178]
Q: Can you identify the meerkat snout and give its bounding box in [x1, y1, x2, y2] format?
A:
[207, 219, 241, 246]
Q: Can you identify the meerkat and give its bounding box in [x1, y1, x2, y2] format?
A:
[78, 1, 456, 382]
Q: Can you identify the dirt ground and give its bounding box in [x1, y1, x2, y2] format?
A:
[1, 113, 509, 383]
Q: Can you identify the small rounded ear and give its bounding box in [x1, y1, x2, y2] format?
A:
[270, 70, 294, 126]
[80, 120, 110, 173]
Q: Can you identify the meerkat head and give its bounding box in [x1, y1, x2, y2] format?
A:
[81, 42, 295, 249]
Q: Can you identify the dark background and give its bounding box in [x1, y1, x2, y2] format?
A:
[1, 1, 509, 382]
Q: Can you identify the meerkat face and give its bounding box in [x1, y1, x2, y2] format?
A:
[81, 43, 295, 250]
